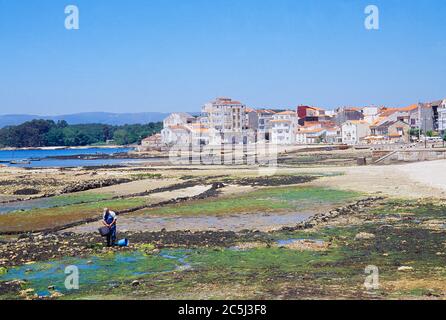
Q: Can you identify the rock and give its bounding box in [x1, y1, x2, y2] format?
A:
[131, 280, 140, 287]
[19, 288, 35, 297]
[397, 266, 414, 272]
[48, 285, 55, 291]
[50, 291, 64, 298]
[354, 232, 376, 240]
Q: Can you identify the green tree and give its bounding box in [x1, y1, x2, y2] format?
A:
[409, 128, 422, 137]
[113, 129, 130, 145]
[0, 120, 162, 147]
[45, 127, 65, 146]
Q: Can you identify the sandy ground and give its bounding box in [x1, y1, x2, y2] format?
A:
[175, 160, 446, 199]
[305, 162, 446, 199]
[61, 160, 446, 235]
[144, 185, 211, 202]
[397, 160, 446, 193]
[152, 160, 446, 199]
[70, 211, 315, 234]
[82, 178, 181, 197]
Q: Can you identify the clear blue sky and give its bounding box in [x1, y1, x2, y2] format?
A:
[0, 0, 445, 115]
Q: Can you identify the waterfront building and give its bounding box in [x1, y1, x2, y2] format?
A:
[271, 111, 299, 145]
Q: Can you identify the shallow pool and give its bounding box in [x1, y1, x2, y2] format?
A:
[0, 249, 190, 297]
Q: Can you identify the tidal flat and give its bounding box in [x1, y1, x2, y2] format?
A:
[1, 161, 446, 300]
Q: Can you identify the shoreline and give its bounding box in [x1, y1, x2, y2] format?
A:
[0, 145, 137, 151]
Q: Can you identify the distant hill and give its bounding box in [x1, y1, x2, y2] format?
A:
[0, 112, 177, 128]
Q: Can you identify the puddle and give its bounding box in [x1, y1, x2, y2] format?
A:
[160, 251, 192, 271]
[0, 194, 111, 215]
[0, 198, 55, 215]
[0, 249, 190, 297]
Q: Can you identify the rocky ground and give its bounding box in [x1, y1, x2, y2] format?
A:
[1, 159, 446, 300]
[0, 167, 141, 200]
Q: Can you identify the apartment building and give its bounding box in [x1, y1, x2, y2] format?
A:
[271, 111, 298, 145]
[439, 99, 446, 134]
[245, 108, 259, 130]
[256, 109, 276, 141]
[202, 97, 246, 144]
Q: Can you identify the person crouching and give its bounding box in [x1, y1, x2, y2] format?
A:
[102, 208, 117, 247]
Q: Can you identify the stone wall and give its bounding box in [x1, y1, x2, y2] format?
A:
[374, 148, 446, 164]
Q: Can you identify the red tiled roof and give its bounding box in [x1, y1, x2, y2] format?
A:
[398, 104, 418, 112]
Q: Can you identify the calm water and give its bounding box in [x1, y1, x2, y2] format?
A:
[0, 147, 138, 168]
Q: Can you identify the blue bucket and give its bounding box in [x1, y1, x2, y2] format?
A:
[117, 238, 129, 247]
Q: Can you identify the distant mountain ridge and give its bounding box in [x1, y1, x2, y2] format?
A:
[0, 112, 191, 128]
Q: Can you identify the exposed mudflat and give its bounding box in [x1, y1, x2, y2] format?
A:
[69, 211, 316, 234]
[2, 158, 446, 300]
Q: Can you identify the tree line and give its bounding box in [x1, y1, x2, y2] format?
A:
[0, 119, 162, 148]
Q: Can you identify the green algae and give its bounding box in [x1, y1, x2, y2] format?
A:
[0, 250, 184, 299]
[141, 186, 361, 217]
[3, 198, 446, 300]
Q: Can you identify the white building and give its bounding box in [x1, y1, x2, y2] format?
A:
[256, 109, 275, 142]
[438, 99, 446, 133]
[161, 125, 192, 146]
[202, 97, 246, 144]
[361, 106, 380, 124]
[341, 120, 371, 145]
[325, 127, 342, 144]
[190, 123, 210, 146]
[161, 112, 196, 146]
[296, 128, 326, 144]
[163, 112, 195, 128]
[245, 108, 258, 130]
[271, 111, 298, 145]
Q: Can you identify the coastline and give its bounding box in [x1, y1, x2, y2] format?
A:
[0, 145, 136, 151]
